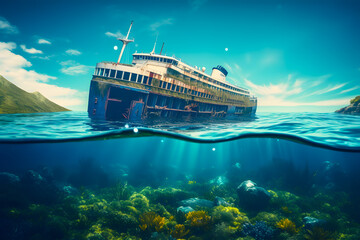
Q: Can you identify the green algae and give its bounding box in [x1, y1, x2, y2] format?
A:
[1, 180, 360, 240]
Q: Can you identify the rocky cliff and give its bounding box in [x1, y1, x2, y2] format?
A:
[335, 96, 360, 115]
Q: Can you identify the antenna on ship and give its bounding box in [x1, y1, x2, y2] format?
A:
[150, 35, 158, 55]
[117, 21, 134, 64]
[159, 42, 164, 55]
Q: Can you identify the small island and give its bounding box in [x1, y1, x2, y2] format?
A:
[0, 75, 69, 114]
[335, 96, 360, 115]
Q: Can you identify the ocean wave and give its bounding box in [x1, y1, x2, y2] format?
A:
[0, 111, 359, 152]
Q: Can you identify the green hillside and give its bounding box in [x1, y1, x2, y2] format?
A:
[0, 75, 70, 114]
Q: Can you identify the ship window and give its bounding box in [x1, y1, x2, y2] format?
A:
[104, 69, 110, 77]
[99, 68, 104, 76]
[150, 57, 155, 60]
[137, 75, 143, 83]
[131, 73, 137, 82]
[148, 77, 153, 85]
[123, 72, 130, 80]
[116, 71, 123, 79]
[180, 87, 184, 92]
[110, 69, 116, 78]
[167, 83, 172, 90]
[176, 86, 179, 92]
[155, 57, 159, 61]
[143, 76, 148, 84]
[171, 84, 176, 91]
[159, 81, 163, 88]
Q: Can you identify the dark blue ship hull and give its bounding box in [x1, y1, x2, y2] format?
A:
[88, 80, 257, 121]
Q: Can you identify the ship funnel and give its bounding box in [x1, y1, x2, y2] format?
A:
[211, 65, 227, 82]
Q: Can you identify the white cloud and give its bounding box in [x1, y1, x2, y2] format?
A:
[305, 83, 346, 97]
[243, 74, 350, 107]
[0, 42, 84, 108]
[20, 44, 43, 54]
[188, 0, 208, 10]
[256, 95, 350, 107]
[38, 39, 51, 44]
[150, 18, 174, 32]
[244, 78, 300, 96]
[60, 60, 92, 75]
[31, 55, 51, 60]
[105, 31, 124, 38]
[65, 49, 81, 55]
[0, 16, 19, 34]
[340, 86, 359, 94]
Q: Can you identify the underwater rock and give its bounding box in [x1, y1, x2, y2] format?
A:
[237, 180, 271, 210]
[303, 216, 326, 230]
[214, 196, 230, 206]
[0, 172, 20, 187]
[22, 170, 45, 185]
[178, 197, 214, 208]
[177, 206, 194, 214]
[140, 186, 193, 206]
[21, 170, 59, 204]
[62, 185, 79, 196]
[209, 176, 229, 186]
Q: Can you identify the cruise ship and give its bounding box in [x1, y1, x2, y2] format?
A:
[87, 22, 257, 121]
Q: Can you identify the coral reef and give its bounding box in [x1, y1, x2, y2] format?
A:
[304, 227, 334, 240]
[139, 212, 166, 232]
[242, 221, 274, 240]
[1, 167, 360, 240]
[185, 210, 211, 228]
[276, 218, 299, 234]
[171, 224, 189, 239]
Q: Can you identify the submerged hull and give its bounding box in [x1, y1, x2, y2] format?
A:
[88, 79, 257, 121]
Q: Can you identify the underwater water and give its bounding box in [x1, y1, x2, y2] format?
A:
[0, 112, 360, 240]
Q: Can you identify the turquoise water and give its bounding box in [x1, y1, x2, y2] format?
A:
[0, 111, 360, 239]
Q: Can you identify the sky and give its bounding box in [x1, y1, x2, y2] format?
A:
[0, 0, 359, 112]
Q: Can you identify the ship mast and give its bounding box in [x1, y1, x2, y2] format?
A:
[117, 21, 134, 64]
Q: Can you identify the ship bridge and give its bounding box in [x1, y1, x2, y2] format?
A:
[132, 53, 179, 66]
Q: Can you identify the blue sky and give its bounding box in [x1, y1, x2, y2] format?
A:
[0, 0, 359, 112]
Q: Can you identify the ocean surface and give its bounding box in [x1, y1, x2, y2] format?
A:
[0, 111, 360, 240]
